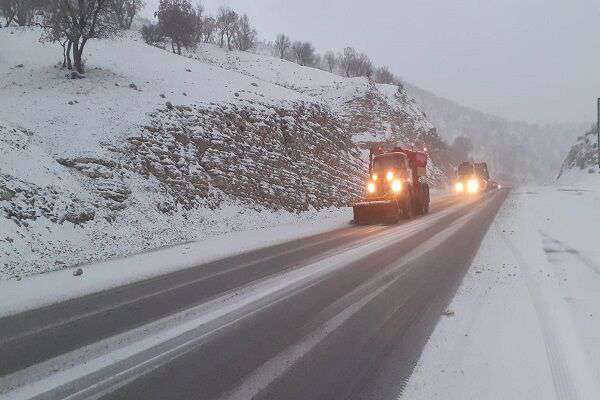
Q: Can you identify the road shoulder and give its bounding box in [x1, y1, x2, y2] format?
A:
[401, 191, 558, 399]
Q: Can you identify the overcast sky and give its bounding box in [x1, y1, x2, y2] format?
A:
[143, 0, 600, 124]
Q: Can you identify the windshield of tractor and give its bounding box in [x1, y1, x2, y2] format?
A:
[458, 162, 474, 177]
[373, 153, 408, 173]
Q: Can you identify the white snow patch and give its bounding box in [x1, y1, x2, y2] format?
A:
[0, 206, 352, 318]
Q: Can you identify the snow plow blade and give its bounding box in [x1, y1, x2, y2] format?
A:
[353, 200, 395, 224]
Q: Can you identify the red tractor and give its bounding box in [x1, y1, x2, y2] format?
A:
[353, 146, 430, 224]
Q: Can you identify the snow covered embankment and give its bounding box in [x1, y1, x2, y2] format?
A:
[0, 27, 450, 280]
[401, 182, 600, 400]
[558, 124, 599, 180]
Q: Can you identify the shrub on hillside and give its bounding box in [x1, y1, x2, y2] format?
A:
[155, 0, 198, 54]
[110, 0, 145, 29]
[141, 23, 164, 45]
[41, 1, 121, 74]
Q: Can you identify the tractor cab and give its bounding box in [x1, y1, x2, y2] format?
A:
[369, 152, 412, 196]
[353, 145, 430, 224]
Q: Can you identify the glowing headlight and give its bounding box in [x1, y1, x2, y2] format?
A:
[467, 179, 479, 193]
[455, 182, 464, 192]
[391, 180, 402, 193]
[386, 171, 394, 181]
[372, 173, 378, 181]
[367, 182, 376, 193]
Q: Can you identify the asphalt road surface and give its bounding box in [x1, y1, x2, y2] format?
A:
[0, 189, 508, 400]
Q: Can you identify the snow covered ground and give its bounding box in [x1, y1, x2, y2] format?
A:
[402, 173, 600, 399]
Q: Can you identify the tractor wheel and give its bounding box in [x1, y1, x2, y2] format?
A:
[423, 201, 430, 214]
[415, 198, 425, 216]
[387, 202, 402, 224]
[403, 197, 415, 219]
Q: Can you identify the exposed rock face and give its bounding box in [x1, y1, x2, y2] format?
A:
[124, 101, 365, 212]
[558, 125, 599, 178]
[0, 174, 96, 227]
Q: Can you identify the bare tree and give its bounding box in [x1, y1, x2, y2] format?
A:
[0, 0, 16, 26]
[373, 66, 396, 84]
[273, 33, 290, 59]
[110, 0, 145, 29]
[190, 2, 204, 43]
[338, 47, 373, 78]
[323, 50, 337, 73]
[234, 13, 256, 51]
[1, 0, 41, 27]
[354, 52, 373, 77]
[41, 0, 120, 74]
[155, 0, 197, 55]
[338, 47, 356, 77]
[200, 15, 215, 43]
[291, 40, 315, 66]
[216, 6, 237, 50]
[313, 53, 323, 70]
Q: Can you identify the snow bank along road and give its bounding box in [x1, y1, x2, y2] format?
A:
[0, 189, 508, 400]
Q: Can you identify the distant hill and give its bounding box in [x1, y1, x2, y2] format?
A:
[405, 83, 588, 184]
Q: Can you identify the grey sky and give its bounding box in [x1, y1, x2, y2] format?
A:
[143, 0, 600, 124]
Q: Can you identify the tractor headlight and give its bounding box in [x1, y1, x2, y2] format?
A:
[467, 179, 479, 193]
[386, 171, 394, 181]
[455, 182, 464, 192]
[391, 180, 402, 193]
[367, 182, 376, 193]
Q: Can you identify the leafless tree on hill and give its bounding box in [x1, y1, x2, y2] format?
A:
[338, 47, 374, 78]
[234, 14, 257, 51]
[274, 33, 291, 59]
[338, 46, 356, 77]
[216, 6, 237, 50]
[323, 50, 337, 73]
[1, 0, 43, 27]
[354, 52, 373, 77]
[373, 66, 396, 84]
[291, 40, 316, 66]
[200, 15, 216, 43]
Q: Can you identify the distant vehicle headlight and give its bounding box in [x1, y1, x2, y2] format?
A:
[467, 179, 479, 193]
[372, 173, 378, 181]
[367, 182, 376, 193]
[391, 180, 402, 193]
[455, 182, 464, 192]
[386, 171, 394, 181]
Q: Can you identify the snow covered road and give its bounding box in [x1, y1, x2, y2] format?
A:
[0, 190, 507, 400]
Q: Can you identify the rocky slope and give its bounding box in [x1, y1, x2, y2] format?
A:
[558, 124, 599, 178]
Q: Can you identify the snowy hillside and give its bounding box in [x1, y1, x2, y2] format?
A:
[558, 124, 599, 180]
[405, 83, 587, 184]
[0, 27, 448, 279]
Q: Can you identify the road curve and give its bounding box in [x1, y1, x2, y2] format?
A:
[0, 189, 508, 400]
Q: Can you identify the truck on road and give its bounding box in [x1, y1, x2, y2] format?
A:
[454, 161, 490, 194]
[353, 146, 430, 224]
